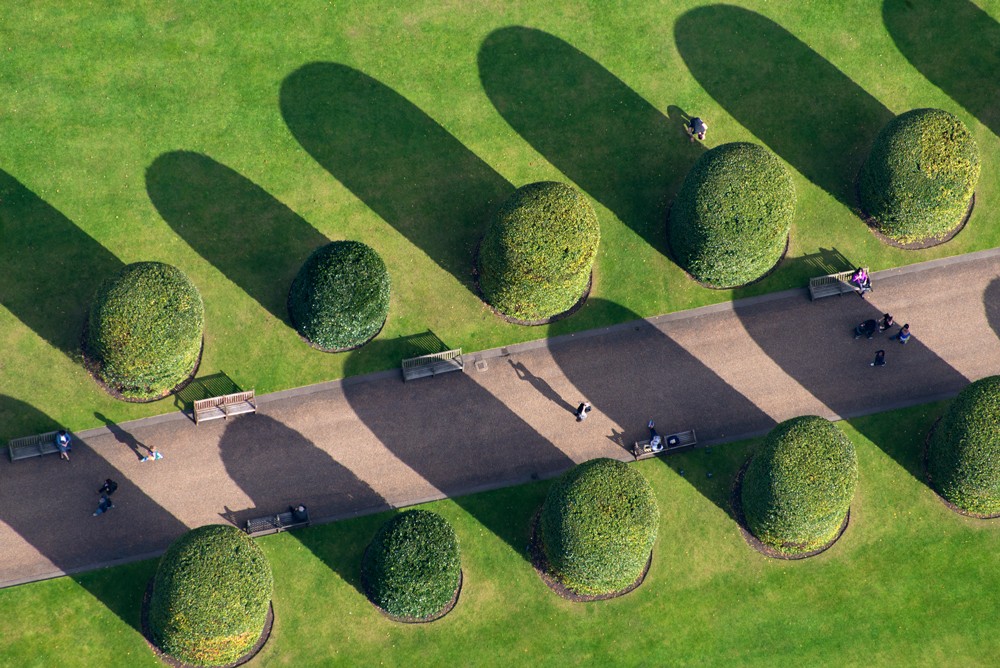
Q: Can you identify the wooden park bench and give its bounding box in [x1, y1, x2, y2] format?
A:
[193, 390, 257, 425]
[401, 348, 464, 381]
[632, 429, 697, 461]
[8, 431, 66, 462]
[245, 506, 310, 537]
[808, 268, 868, 301]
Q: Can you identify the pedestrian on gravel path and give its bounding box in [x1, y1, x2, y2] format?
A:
[870, 350, 886, 367]
[93, 478, 118, 516]
[879, 313, 894, 332]
[140, 445, 163, 463]
[575, 402, 592, 422]
[55, 429, 72, 462]
[892, 324, 911, 344]
[854, 319, 878, 339]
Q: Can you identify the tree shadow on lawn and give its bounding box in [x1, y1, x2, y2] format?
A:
[0, 169, 123, 356]
[0, 394, 188, 635]
[146, 151, 329, 325]
[884, 0, 1000, 137]
[217, 413, 389, 596]
[280, 62, 513, 294]
[342, 338, 575, 561]
[546, 298, 776, 517]
[730, 284, 969, 481]
[674, 5, 894, 208]
[478, 26, 705, 256]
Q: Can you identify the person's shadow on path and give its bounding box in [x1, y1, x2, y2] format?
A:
[217, 413, 388, 596]
[94, 412, 154, 461]
[509, 360, 576, 416]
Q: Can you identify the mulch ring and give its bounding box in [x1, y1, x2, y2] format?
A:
[854, 182, 974, 250]
[731, 457, 851, 560]
[922, 418, 1000, 520]
[140, 577, 274, 668]
[359, 549, 463, 623]
[527, 509, 651, 602]
[472, 238, 593, 326]
[80, 324, 203, 404]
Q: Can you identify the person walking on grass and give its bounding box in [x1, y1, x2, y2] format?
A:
[892, 324, 911, 344]
[575, 402, 592, 422]
[686, 117, 708, 142]
[870, 350, 886, 367]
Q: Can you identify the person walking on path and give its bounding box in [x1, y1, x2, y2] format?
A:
[879, 313, 894, 332]
[686, 116, 708, 142]
[870, 350, 886, 367]
[575, 402, 592, 422]
[854, 319, 878, 339]
[892, 324, 911, 344]
[54, 429, 72, 462]
[140, 445, 163, 463]
[93, 478, 118, 516]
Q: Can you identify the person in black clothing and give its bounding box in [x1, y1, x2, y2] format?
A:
[870, 350, 886, 367]
[575, 402, 592, 422]
[854, 319, 878, 339]
[879, 313, 894, 332]
[93, 478, 119, 516]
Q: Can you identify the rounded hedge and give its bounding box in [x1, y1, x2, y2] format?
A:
[928, 376, 1000, 515]
[539, 458, 659, 596]
[85, 261, 204, 400]
[288, 241, 390, 350]
[668, 142, 795, 288]
[149, 525, 273, 666]
[741, 416, 858, 554]
[362, 510, 461, 619]
[858, 108, 980, 244]
[478, 181, 600, 322]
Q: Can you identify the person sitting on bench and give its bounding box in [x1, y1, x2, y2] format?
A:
[850, 267, 872, 297]
[648, 419, 663, 452]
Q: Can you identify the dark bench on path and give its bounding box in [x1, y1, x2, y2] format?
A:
[7, 431, 68, 461]
[401, 348, 464, 381]
[193, 390, 257, 424]
[808, 268, 868, 301]
[245, 506, 310, 537]
[632, 429, 697, 461]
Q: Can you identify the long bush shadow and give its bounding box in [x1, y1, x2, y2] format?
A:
[0, 394, 188, 633]
[217, 413, 388, 595]
[984, 278, 1000, 342]
[478, 27, 704, 254]
[884, 0, 1000, 136]
[731, 288, 969, 480]
[280, 62, 513, 291]
[146, 151, 328, 324]
[547, 299, 776, 516]
[0, 169, 123, 355]
[342, 339, 575, 561]
[675, 5, 893, 207]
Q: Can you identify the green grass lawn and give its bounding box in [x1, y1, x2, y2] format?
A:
[1, 0, 998, 438]
[2, 402, 998, 666]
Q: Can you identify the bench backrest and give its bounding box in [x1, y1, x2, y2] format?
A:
[8, 431, 59, 448]
[194, 389, 255, 411]
[402, 348, 463, 369]
[810, 268, 865, 286]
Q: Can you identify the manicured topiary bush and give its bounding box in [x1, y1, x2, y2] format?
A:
[288, 240, 390, 350]
[858, 108, 980, 244]
[741, 416, 857, 555]
[478, 181, 600, 322]
[149, 525, 273, 666]
[928, 376, 1000, 516]
[668, 142, 795, 288]
[362, 510, 461, 620]
[85, 261, 204, 400]
[539, 458, 659, 596]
